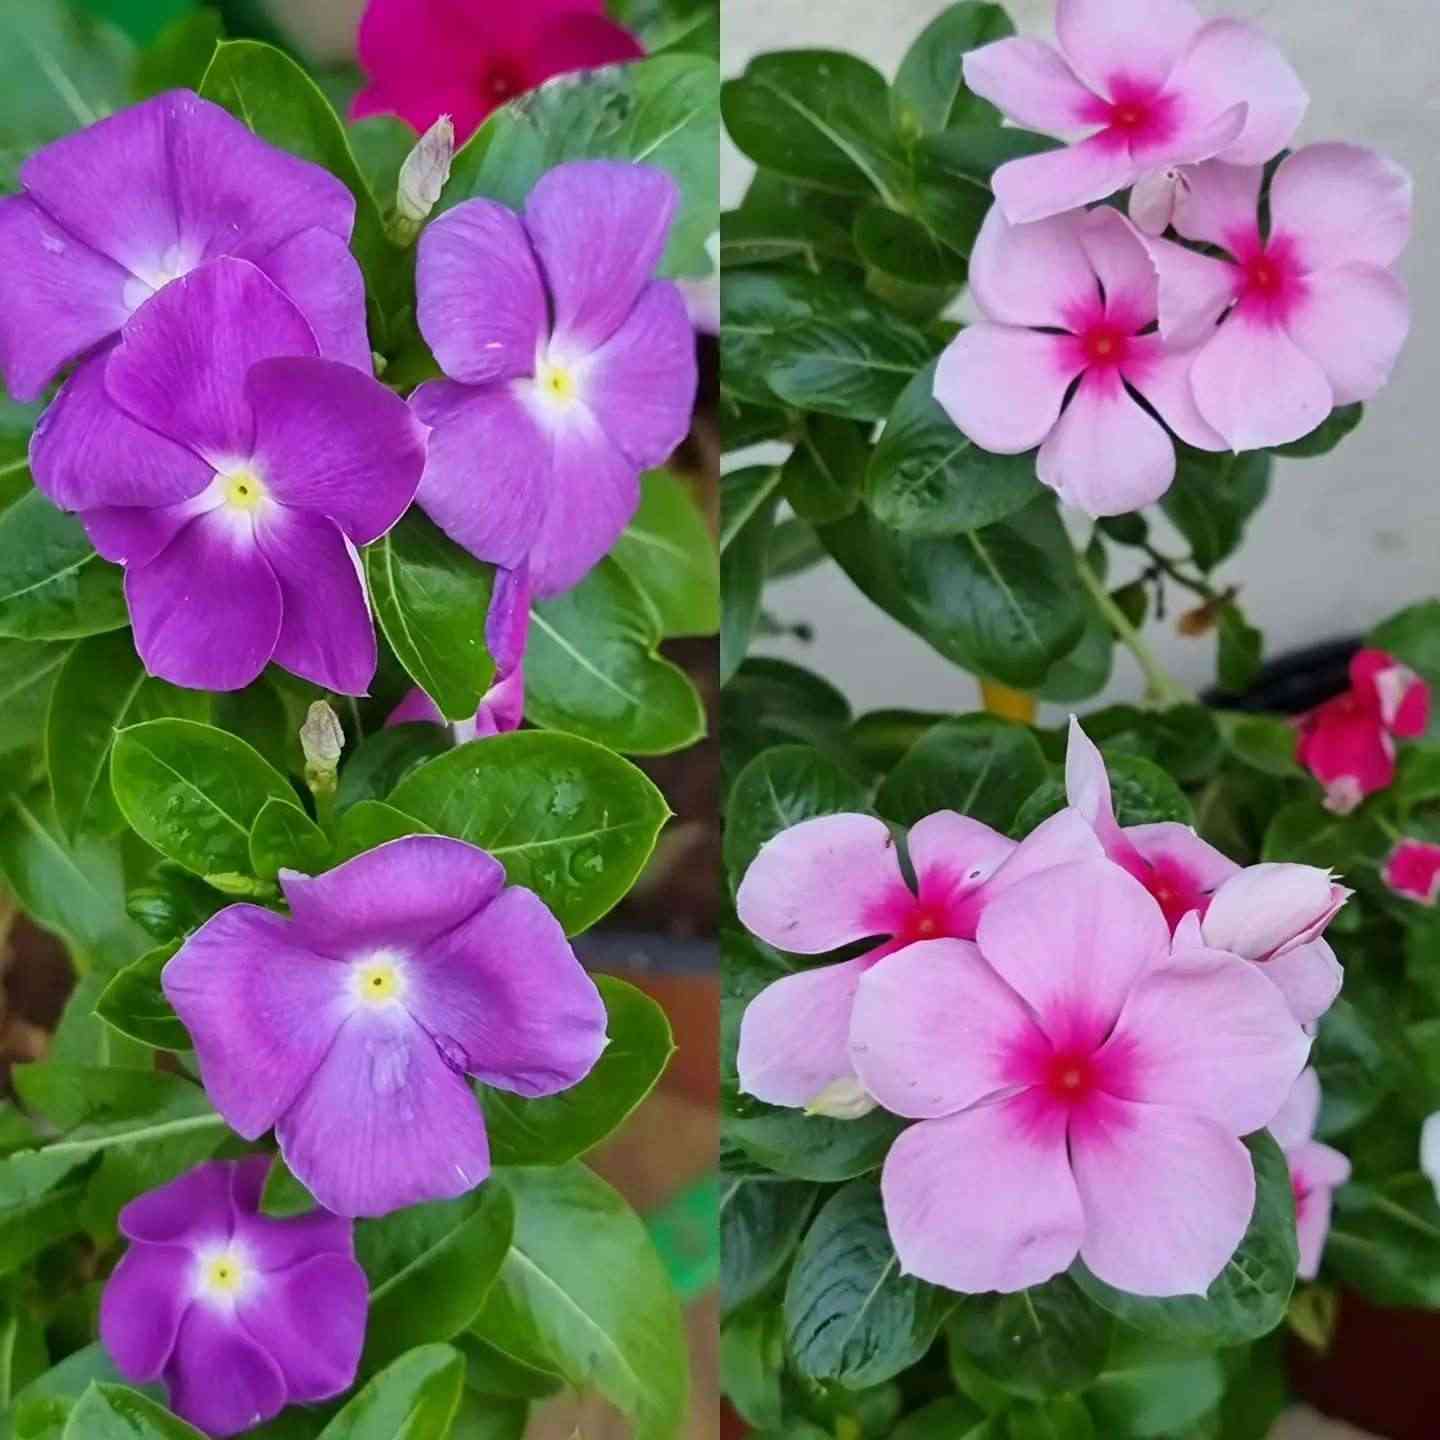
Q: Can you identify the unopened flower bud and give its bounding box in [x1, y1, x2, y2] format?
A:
[392, 115, 454, 243]
[300, 701, 345, 794]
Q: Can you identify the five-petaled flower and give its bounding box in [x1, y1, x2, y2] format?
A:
[1383, 838, 1440, 906]
[1297, 649, 1430, 813]
[353, 0, 644, 145]
[100, 1157, 367, 1438]
[851, 860, 1310, 1296]
[735, 808, 1100, 1117]
[1144, 145, 1413, 450]
[963, 0, 1306, 225]
[412, 161, 697, 598]
[164, 836, 607, 1218]
[1269, 1068, 1350, 1280]
[935, 205, 1224, 517]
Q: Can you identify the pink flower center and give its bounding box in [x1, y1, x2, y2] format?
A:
[1079, 322, 1131, 370]
[1230, 235, 1308, 326]
[1084, 81, 1182, 153]
[1115, 851, 1211, 932]
[1292, 1172, 1312, 1220]
[892, 901, 949, 946]
[480, 58, 526, 104]
[1044, 1050, 1099, 1104]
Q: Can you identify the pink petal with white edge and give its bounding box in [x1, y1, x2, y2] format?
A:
[1100, 946, 1309, 1134]
[850, 939, 1045, 1119]
[1124, 338, 1228, 452]
[1269, 1066, 1321, 1151]
[1036, 371, 1177, 517]
[1072, 1096, 1255, 1297]
[934, 324, 1078, 455]
[1169, 160, 1263, 253]
[961, 38, 1100, 138]
[1270, 143, 1413, 273]
[1384, 839, 1440, 905]
[1286, 264, 1411, 407]
[736, 813, 908, 955]
[1202, 862, 1346, 962]
[1145, 235, 1239, 349]
[736, 957, 870, 1110]
[1164, 19, 1307, 166]
[992, 135, 1138, 227]
[976, 859, 1169, 1052]
[967, 206, 1098, 330]
[1189, 310, 1334, 451]
[1054, 0, 1205, 97]
[882, 1095, 1085, 1294]
[1261, 939, 1344, 1027]
[1078, 208, 1157, 327]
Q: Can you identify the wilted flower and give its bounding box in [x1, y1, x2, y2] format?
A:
[1270, 1068, 1351, 1280]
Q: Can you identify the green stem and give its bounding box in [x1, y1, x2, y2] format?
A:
[1076, 550, 1194, 708]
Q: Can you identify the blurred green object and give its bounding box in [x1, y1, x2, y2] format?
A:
[74, 0, 195, 45]
[646, 1172, 720, 1304]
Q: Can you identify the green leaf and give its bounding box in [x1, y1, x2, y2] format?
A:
[1072, 1131, 1298, 1345]
[447, 55, 718, 277]
[720, 657, 854, 787]
[111, 719, 297, 881]
[868, 362, 1039, 536]
[722, 173, 862, 273]
[62, 1383, 205, 1439]
[722, 51, 907, 201]
[892, 3, 1013, 136]
[333, 798, 433, 863]
[611, 471, 720, 639]
[0, 638, 68, 759]
[366, 511, 498, 724]
[876, 714, 1046, 831]
[720, 467, 783, 554]
[248, 796, 331, 880]
[386, 732, 670, 934]
[47, 630, 209, 841]
[1006, 1397, 1096, 1440]
[316, 1344, 465, 1440]
[893, 1399, 998, 1440]
[134, 10, 223, 97]
[1370, 598, 1440, 690]
[720, 476, 779, 686]
[1226, 715, 1303, 778]
[1261, 798, 1387, 870]
[852, 204, 969, 288]
[0, 494, 127, 641]
[125, 862, 227, 945]
[94, 943, 186, 1051]
[782, 416, 868, 525]
[720, 1305, 786, 1430]
[1088, 1336, 1225, 1439]
[478, 1164, 687, 1440]
[1270, 402, 1363, 459]
[785, 1180, 953, 1388]
[1327, 1175, 1440, 1307]
[1160, 449, 1272, 573]
[1217, 604, 1264, 693]
[1013, 752, 1191, 838]
[336, 727, 452, 813]
[720, 1179, 817, 1316]
[917, 124, 1061, 185]
[526, 560, 706, 755]
[483, 976, 672, 1166]
[360, 1186, 515, 1372]
[260, 1155, 315, 1219]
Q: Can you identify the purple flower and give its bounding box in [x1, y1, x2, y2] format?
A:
[99, 1157, 367, 1438]
[31, 258, 425, 694]
[0, 89, 371, 404]
[412, 160, 697, 598]
[163, 836, 608, 1218]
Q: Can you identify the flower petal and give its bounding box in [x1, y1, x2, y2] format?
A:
[1079, 208, 1157, 328]
[255, 228, 373, 371]
[1123, 337, 1227, 451]
[416, 199, 548, 385]
[126, 508, 282, 692]
[882, 1096, 1085, 1293]
[1286, 263, 1411, 407]
[1261, 939, 1344, 1027]
[1270, 143, 1413, 273]
[1145, 235, 1240, 349]
[1202, 862, 1344, 962]
[1036, 370, 1177, 517]
[1168, 160, 1263, 253]
[934, 324, 1078, 456]
[1055, 0, 1206, 96]
[1126, 823, 1242, 904]
[83, 482, 224, 568]
[532, 12, 646, 76]
[407, 885, 607, 1098]
[976, 859, 1169, 1051]
[1269, 1067, 1321, 1151]
[99, 1244, 192, 1383]
[165, 1302, 288, 1438]
[1064, 717, 1122, 847]
[736, 956, 871, 1110]
[280, 835, 506, 958]
[525, 160, 678, 356]
[961, 38, 1100, 137]
[736, 813, 909, 955]
[1071, 1096, 1254, 1297]
[247, 357, 425, 544]
[851, 939, 1044, 1119]
[1384, 839, 1440, 906]
[907, 811, 1016, 915]
[968, 205, 1100, 329]
[276, 1005, 491, 1218]
[1293, 1148, 1341, 1281]
[118, 1159, 234, 1247]
[164, 906, 347, 1140]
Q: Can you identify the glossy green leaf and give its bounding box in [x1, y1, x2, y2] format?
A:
[720, 656, 854, 787]
[1261, 798, 1387, 870]
[611, 471, 720, 638]
[336, 726, 452, 813]
[852, 204, 968, 288]
[333, 798, 433, 863]
[1160, 449, 1271, 573]
[248, 797, 331, 880]
[893, 1399, 998, 1440]
[1088, 1334, 1225, 1438]
[720, 1179, 817, 1316]
[892, 3, 1013, 136]
[111, 720, 296, 882]
[1226, 715, 1303, 778]
[1217, 604, 1264, 694]
[134, 10, 223, 97]
[94, 943, 186, 1051]
[609, 0, 717, 58]
[452, 1334, 563, 1401]
[386, 732, 670, 934]
[0, 493, 127, 641]
[125, 862, 228, 945]
[62, 1383, 205, 1439]
[1006, 1397, 1096, 1440]
[483, 976, 673, 1166]
[0, 638, 68, 759]
[366, 511, 497, 724]
[720, 474, 779, 687]
[316, 1344, 465, 1440]
[720, 466, 783, 553]
[722, 173, 862, 273]
[782, 416, 868, 525]
[526, 560, 705, 755]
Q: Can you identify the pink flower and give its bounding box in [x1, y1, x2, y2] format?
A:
[852, 860, 1309, 1295]
[735, 809, 1101, 1116]
[962, 0, 1305, 225]
[352, 0, 645, 144]
[1145, 145, 1412, 450]
[1297, 649, 1429, 813]
[1269, 1069, 1350, 1280]
[1384, 838, 1440, 906]
[935, 206, 1223, 518]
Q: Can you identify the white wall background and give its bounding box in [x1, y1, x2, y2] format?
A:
[726, 0, 1440, 717]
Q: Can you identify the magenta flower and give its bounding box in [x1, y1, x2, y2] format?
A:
[1269, 1069, 1350, 1280]
[164, 836, 607, 1218]
[353, 0, 644, 145]
[28, 259, 423, 695]
[1384, 839, 1440, 906]
[0, 90, 370, 405]
[1146, 145, 1413, 450]
[100, 1157, 366, 1437]
[735, 808, 1100, 1117]
[962, 0, 1306, 225]
[851, 861, 1309, 1295]
[412, 161, 697, 598]
[1296, 649, 1429, 814]
[935, 205, 1224, 518]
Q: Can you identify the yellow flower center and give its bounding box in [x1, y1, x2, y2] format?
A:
[536, 359, 577, 407]
[200, 1251, 249, 1299]
[224, 466, 267, 511]
[355, 957, 405, 1005]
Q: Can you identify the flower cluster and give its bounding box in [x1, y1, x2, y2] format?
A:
[939, 0, 1412, 515]
[737, 720, 1345, 1296]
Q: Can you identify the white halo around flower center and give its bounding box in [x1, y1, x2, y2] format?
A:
[352, 949, 409, 1007]
[194, 1244, 256, 1305]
